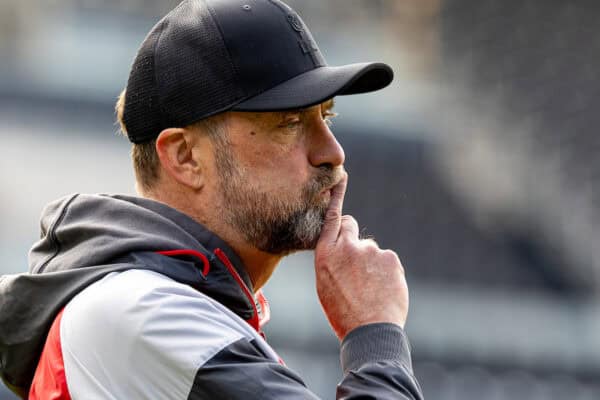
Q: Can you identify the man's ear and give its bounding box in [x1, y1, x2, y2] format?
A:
[155, 128, 204, 190]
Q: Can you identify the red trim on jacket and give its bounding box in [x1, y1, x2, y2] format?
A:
[156, 249, 211, 277]
[256, 290, 271, 328]
[214, 248, 262, 332]
[29, 309, 71, 400]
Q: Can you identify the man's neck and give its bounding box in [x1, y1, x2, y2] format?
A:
[216, 233, 282, 292]
[143, 190, 281, 292]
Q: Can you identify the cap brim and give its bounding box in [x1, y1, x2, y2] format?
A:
[231, 62, 393, 111]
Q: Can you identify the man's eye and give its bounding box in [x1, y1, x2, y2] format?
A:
[281, 119, 301, 129]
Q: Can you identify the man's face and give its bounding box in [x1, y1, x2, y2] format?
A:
[212, 100, 345, 255]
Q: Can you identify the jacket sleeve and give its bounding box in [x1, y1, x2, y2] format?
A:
[336, 323, 423, 399]
[190, 323, 423, 400]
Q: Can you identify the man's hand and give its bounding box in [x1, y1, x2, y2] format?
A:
[315, 173, 409, 341]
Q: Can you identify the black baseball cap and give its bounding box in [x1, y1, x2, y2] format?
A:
[122, 0, 394, 143]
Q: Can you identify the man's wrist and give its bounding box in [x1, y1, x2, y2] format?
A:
[340, 322, 413, 374]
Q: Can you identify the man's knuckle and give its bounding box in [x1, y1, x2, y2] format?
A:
[362, 238, 379, 250]
[361, 237, 379, 250]
[360, 242, 378, 257]
[340, 216, 358, 232]
[381, 249, 399, 261]
[325, 209, 340, 221]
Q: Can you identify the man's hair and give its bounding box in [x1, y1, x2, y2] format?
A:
[115, 90, 225, 193]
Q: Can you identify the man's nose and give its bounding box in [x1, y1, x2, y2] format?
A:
[308, 121, 345, 168]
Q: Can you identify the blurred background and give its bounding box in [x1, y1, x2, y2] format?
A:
[1, 0, 600, 399]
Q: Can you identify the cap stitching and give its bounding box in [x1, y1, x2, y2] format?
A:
[265, 0, 293, 14]
[205, 1, 245, 100]
[129, 20, 168, 145]
[152, 19, 170, 134]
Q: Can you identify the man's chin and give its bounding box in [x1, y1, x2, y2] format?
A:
[260, 229, 322, 256]
[256, 208, 325, 255]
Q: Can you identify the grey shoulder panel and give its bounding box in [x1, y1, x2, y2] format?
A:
[61, 269, 255, 399]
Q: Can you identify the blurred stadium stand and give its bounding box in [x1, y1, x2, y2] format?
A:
[2, 0, 600, 399]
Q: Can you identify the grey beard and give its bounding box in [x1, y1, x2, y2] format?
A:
[220, 181, 329, 255]
[248, 204, 327, 255]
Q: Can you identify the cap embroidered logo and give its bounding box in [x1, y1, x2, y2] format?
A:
[285, 12, 318, 59]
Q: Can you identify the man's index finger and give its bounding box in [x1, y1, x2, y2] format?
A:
[317, 173, 348, 246]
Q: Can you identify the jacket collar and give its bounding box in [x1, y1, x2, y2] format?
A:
[115, 196, 270, 332]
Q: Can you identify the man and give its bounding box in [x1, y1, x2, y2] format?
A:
[0, 0, 423, 398]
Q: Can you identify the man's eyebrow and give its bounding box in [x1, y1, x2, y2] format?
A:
[322, 98, 335, 112]
[277, 99, 336, 120]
